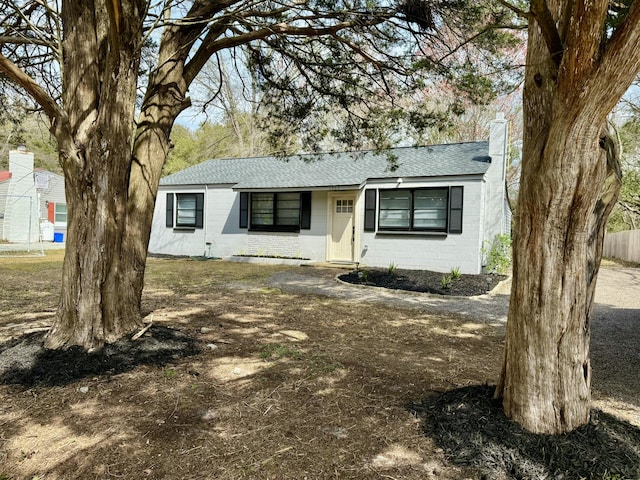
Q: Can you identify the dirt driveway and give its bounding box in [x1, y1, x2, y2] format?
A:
[591, 265, 640, 413]
[268, 263, 640, 421]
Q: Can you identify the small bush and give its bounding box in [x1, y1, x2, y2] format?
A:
[358, 270, 369, 282]
[440, 274, 452, 289]
[388, 262, 398, 275]
[450, 266, 461, 280]
[482, 234, 512, 274]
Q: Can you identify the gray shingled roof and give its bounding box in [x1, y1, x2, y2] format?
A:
[160, 142, 491, 189]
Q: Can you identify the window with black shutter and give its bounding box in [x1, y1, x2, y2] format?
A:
[364, 189, 376, 231]
[166, 192, 204, 229]
[378, 188, 448, 232]
[374, 186, 464, 234]
[246, 191, 310, 232]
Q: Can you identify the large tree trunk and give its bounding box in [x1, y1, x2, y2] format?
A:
[45, 0, 146, 350]
[44, 1, 214, 351]
[121, 24, 195, 311]
[494, 0, 623, 434]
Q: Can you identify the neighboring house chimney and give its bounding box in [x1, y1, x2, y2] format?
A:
[482, 113, 510, 253]
[3, 148, 39, 243]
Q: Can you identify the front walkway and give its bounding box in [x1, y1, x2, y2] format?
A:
[267, 268, 511, 325]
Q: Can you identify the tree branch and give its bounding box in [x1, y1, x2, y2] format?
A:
[0, 52, 60, 121]
[0, 35, 55, 47]
[590, 0, 640, 113]
[184, 14, 392, 86]
[530, 0, 563, 66]
[495, 0, 530, 19]
[618, 201, 640, 215]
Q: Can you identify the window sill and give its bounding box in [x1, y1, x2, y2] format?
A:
[374, 230, 448, 237]
[173, 227, 196, 232]
[249, 226, 300, 233]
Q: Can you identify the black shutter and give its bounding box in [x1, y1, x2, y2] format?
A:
[239, 192, 249, 228]
[195, 193, 204, 229]
[364, 189, 376, 231]
[449, 186, 463, 234]
[300, 191, 312, 229]
[166, 193, 174, 228]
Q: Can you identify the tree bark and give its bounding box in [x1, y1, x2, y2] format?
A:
[45, 0, 146, 350]
[45, 0, 214, 350]
[494, 0, 624, 434]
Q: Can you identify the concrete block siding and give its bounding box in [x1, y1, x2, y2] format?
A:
[359, 179, 484, 274]
[149, 113, 510, 274]
[247, 232, 301, 258]
[150, 189, 330, 260]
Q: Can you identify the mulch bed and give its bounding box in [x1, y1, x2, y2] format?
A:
[409, 385, 640, 480]
[339, 268, 506, 296]
[0, 326, 199, 387]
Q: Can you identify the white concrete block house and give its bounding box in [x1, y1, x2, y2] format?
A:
[149, 113, 509, 274]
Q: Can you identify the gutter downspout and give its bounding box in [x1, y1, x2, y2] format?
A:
[204, 184, 210, 258]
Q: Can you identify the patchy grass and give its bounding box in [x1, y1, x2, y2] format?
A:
[0, 253, 638, 480]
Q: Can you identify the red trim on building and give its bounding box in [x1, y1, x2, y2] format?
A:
[48, 202, 55, 223]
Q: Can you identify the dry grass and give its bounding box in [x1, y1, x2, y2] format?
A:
[0, 252, 638, 480]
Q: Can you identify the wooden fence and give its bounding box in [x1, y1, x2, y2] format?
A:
[604, 229, 640, 263]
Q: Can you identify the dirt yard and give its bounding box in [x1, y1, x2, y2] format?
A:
[0, 251, 638, 480]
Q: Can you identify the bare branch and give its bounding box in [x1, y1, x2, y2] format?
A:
[530, 0, 563, 66]
[495, 0, 530, 19]
[0, 52, 60, 121]
[184, 13, 393, 86]
[591, 0, 640, 113]
[0, 35, 55, 48]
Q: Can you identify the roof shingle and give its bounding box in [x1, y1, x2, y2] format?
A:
[160, 142, 491, 189]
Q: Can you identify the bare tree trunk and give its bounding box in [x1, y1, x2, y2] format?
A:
[44, 1, 214, 350]
[120, 24, 193, 310]
[45, 0, 146, 350]
[494, 1, 623, 433]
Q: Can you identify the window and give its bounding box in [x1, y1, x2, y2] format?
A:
[239, 191, 311, 231]
[54, 203, 67, 226]
[335, 199, 354, 213]
[379, 190, 412, 229]
[176, 194, 198, 227]
[413, 189, 448, 230]
[251, 192, 300, 231]
[377, 187, 462, 233]
[165, 192, 204, 229]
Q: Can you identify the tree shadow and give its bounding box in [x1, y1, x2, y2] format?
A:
[408, 385, 640, 480]
[0, 326, 200, 387]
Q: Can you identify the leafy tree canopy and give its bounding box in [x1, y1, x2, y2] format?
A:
[0, 0, 524, 157]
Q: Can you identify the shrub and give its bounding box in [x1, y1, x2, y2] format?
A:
[450, 266, 461, 280]
[440, 274, 452, 289]
[388, 262, 398, 275]
[357, 269, 369, 282]
[482, 234, 512, 274]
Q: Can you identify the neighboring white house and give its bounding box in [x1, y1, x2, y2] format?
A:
[149, 113, 510, 274]
[0, 148, 67, 243]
